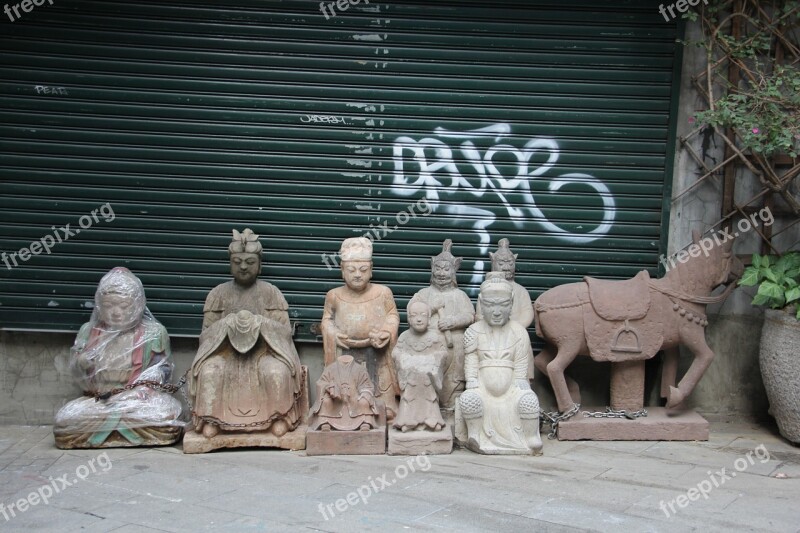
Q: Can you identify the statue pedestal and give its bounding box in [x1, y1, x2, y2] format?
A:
[306, 426, 386, 456]
[183, 426, 307, 453]
[388, 427, 453, 455]
[306, 403, 387, 456]
[55, 426, 182, 450]
[557, 407, 709, 441]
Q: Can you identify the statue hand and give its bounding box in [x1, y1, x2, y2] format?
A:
[370, 330, 391, 349]
[438, 317, 454, 330]
[516, 379, 531, 391]
[335, 333, 352, 349]
[466, 378, 478, 390]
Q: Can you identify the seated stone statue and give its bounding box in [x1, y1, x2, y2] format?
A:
[310, 355, 380, 431]
[459, 272, 542, 455]
[393, 301, 447, 432]
[54, 267, 183, 449]
[187, 229, 305, 448]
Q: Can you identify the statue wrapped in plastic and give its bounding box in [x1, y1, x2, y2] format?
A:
[54, 267, 183, 449]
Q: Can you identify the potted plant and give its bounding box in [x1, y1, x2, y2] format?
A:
[739, 252, 800, 444]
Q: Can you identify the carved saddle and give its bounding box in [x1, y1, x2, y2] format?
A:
[582, 271, 662, 362]
[584, 270, 652, 321]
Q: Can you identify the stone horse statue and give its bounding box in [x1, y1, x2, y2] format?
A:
[533, 230, 743, 414]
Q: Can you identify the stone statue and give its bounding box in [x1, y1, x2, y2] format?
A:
[393, 301, 448, 432]
[310, 355, 380, 431]
[533, 230, 743, 441]
[185, 229, 307, 453]
[409, 240, 475, 409]
[476, 238, 534, 378]
[476, 238, 534, 329]
[459, 272, 542, 455]
[54, 267, 183, 449]
[322, 237, 400, 418]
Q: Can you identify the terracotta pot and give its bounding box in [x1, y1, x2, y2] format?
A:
[759, 308, 800, 444]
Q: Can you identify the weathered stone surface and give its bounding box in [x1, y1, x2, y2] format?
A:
[534, 229, 743, 424]
[557, 407, 709, 441]
[322, 237, 400, 418]
[459, 273, 542, 455]
[306, 425, 386, 455]
[388, 427, 453, 455]
[759, 308, 800, 443]
[186, 229, 307, 452]
[183, 426, 307, 454]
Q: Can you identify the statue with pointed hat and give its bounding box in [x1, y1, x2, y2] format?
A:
[408, 239, 475, 410]
[321, 237, 400, 419]
[184, 229, 308, 453]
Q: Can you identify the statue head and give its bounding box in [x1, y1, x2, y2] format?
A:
[478, 272, 514, 328]
[430, 239, 462, 290]
[339, 237, 373, 292]
[95, 267, 146, 331]
[489, 238, 518, 282]
[407, 300, 431, 333]
[229, 229, 262, 287]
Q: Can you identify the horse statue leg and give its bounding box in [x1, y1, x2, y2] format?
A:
[534, 345, 581, 406]
[543, 337, 582, 413]
[660, 347, 679, 400]
[667, 332, 715, 409]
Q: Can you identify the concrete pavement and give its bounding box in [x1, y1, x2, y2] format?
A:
[0, 417, 798, 532]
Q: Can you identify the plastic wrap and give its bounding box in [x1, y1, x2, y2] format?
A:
[54, 267, 183, 447]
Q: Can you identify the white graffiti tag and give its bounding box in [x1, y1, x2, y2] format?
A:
[391, 123, 616, 285]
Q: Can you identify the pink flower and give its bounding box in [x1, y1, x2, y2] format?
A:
[752, 127, 760, 134]
[688, 116, 696, 124]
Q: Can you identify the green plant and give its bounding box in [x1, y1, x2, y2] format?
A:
[739, 252, 800, 318]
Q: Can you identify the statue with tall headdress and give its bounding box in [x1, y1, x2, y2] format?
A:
[185, 229, 307, 452]
[408, 239, 475, 409]
[54, 267, 183, 448]
[458, 272, 542, 455]
[321, 237, 400, 419]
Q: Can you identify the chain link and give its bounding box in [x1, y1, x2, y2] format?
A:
[582, 407, 648, 419]
[84, 371, 189, 403]
[540, 403, 581, 439]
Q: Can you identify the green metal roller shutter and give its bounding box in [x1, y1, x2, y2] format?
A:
[0, 0, 681, 338]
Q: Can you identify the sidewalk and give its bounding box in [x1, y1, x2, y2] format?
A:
[1, 418, 798, 532]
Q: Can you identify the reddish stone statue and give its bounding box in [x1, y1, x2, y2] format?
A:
[322, 237, 400, 419]
[534, 231, 743, 440]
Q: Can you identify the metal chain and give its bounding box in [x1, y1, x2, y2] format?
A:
[582, 407, 648, 420]
[84, 371, 189, 403]
[540, 403, 581, 439]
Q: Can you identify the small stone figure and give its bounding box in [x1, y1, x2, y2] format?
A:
[459, 272, 542, 455]
[393, 301, 448, 432]
[184, 229, 307, 453]
[409, 240, 475, 409]
[310, 355, 380, 431]
[322, 237, 400, 418]
[54, 267, 183, 449]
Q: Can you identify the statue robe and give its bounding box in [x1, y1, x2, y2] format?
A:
[322, 283, 400, 415]
[190, 281, 303, 432]
[393, 329, 447, 431]
[310, 356, 379, 430]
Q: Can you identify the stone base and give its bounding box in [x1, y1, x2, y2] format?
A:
[557, 407, 709, 441]
[54, 426, 182, 449]
[306, 426, 387, 455]
[388, 427, 453, 455]
[182, 426, 307, 454]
